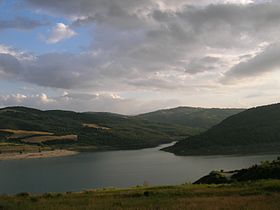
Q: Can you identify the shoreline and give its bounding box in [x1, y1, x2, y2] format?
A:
[0, 150, 79, 161]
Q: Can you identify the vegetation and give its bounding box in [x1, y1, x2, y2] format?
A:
[194, 170, 231, 184]
[195, 158, 280, 184]
[1, 180, 280, 209]
[0, 106, 241, 152]
[164, 103, 280, 155]
[232, 158, 280, 182]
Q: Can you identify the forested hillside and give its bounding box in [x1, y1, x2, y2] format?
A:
[164, 103, 280, 155]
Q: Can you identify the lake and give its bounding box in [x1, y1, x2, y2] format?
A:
[0, 142, 278, 194]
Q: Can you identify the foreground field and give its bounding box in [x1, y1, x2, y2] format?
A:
[1, 180, 280, 210]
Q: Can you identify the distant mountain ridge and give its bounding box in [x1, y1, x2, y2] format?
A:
[0, 106, 243, 152]
[164, 103, 280, 155]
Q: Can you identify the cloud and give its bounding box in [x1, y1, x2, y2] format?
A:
[46, 23, 77, 43]
[186, 56, 222, 74]
[222, 44, 280, 83]
[24, 52, 99, 89]
[3, 2, 280, 90]
[0, 53, 22, 77]
[0, 92, 125, 113]
[0, 91, 183, 114]
[0, 16, 48, 31]
[0, 93, 51, 107]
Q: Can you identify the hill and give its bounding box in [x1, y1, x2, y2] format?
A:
[136, 107, 244, 129]
[164, 103, 280, 155]
[0, 106, 242, 152]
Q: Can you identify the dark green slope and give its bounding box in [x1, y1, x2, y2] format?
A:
[136, 107, 244, 130]
[164, 103, 280, 155]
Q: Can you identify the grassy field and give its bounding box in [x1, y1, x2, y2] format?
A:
[1, 180, 280, 210]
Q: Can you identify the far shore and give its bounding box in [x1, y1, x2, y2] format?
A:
[0, 150, 79, 161]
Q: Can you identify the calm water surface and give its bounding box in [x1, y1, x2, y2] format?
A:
[0, 142, 279, 194]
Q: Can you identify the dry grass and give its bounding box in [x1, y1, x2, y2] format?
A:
[0, 129, 53, 135]
[83, 123, 111, 130]
[21, 135, 78, 143]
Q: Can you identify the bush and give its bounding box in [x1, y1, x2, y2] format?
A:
[16, 192, 30, 197]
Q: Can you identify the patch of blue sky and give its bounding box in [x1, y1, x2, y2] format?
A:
[0, 0, 13, 18]
[0, 0, 91, 54]
[0, 26, 92, 54]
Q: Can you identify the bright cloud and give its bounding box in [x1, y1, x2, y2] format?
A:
[46, 23, 77, 44]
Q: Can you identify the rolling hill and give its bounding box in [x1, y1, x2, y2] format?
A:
[0, 106, 242, 152]
[164, 103, 280, 155]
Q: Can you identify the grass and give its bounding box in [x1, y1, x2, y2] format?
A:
[0, 143, 50, 154]
[1, 180, 280, 210]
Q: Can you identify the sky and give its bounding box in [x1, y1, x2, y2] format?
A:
[0, 0, 280, 114]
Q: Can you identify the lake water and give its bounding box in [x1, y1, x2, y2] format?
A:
[0, 142, 279, 194]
